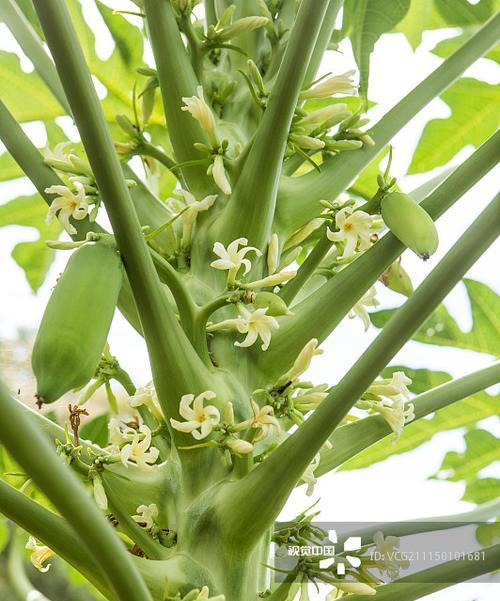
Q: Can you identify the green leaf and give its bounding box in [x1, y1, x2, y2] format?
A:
[80, 414, 109, 447]
[95, 1, 144, 66]
[371, 279, 500, 356]
[394, 0, 433, 50]
[0, 51, 64, 122]
[343, 0, 411, 97]
[463, 477, 500, 504]
[476, 522, 500, 546]
[0, 193, 61, 291]
[348, 146, 400, 200]
[433, 0, 497, 26]
[434, 429, 500, 483]
[431, 30, 500, 63]
[408, 78, 499, 173]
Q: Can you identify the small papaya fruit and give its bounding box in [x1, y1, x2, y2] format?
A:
[32, 242, 122, 406]
[381, 192, 438, 260]
[380, 260, 413, 297]
[253, 291, 293, 316]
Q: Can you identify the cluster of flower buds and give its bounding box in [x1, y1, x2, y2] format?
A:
[203, 4, 268, 46]
[256, 0, 289, 47]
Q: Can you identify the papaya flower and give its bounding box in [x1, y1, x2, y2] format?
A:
[26, 537, 55, 573]
[133, 503, 159, 530]
[225, 436, 254, 455]
[267, 233, 279, 274]
[170, 391, 220, 440]
[129, 381, 164, 421]
[326, 207, 376, 259]
[368, 371, 412, 401]
[211, 154, 232, 195]
[181, 85, 219, 147]
[173, 189, 217, 247]
[236, 399, 280, 442]
[301, 453, 320, 496]
[326, 581, 377, 597]
[119, 425, 160, 469]
[358, 396, 415, 441]
[373, 530, 410, 578]
[210, 238, 262, 284]
[300, 69, 357, 100]
[207, 306, 279, 350]
[45, 181, 89, 235]
[287, 338, 323, 381]
[349, 286, 380, 331]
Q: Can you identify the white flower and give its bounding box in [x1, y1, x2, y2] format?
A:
[92, 474, 108, 511]
[290, 134, 325, 150]
[284, 218, 323, 250]
[226, 437, 254, 455]
[349, 286, 380, 331]
[238, 399, 279, 442]
[119, 425, 160, 469]
[26, 537, 55, 573]
[243, 270, 296, 289]
[299, 103, 348, 126]
[107, 418, 131, 449]
[211, 154, 232, 195]
[373, 530, 410, 579]
[45, 181, 88, 235]
[267, 233, 279, 275]
[234, 306, 279, 351]
[170, 391, 220, 440]
[129, 382, 164, 420]
[181, 85, 219, 146]
[133, 503, 159, 530]
[368, 371, 412, 401]
[326, 581, 377, 597]
[359, 396, 415, 441]
[287, 338, 323, 381]
[301, 453, 320, 496]
[326, 207, 376, 259]
[293, 385, 328, 411]
[177, 189, 217, 244]
[210, 237, 261, 283]
[44, 141, 72, 166]
[301, 70, 357, 99]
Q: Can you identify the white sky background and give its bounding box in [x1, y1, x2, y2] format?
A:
[0, 2, 499, 599]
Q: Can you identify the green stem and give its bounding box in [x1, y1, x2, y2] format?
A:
[32, 0, 214, 426]
[143, 0, 210, 195]
[0, 467, 113, 599]
[263, 130, 500, 377]
[217, 195, 500, 546]
[317, 361, 500, 476]
[344, 544, 500, 601]
[279, 232, 332, 304]
[0, 0, 70, 114]
[276, 12, 500, 234]
[139, 141, 177, 171]
[215, 0, 330, 251]
[303, 0, 343, 86]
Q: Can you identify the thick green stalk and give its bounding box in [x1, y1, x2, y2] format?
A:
[276, 12, 500, 234]
[262, 131, 500, 377]
[344, 544, 500, 601]
[303, 0, 343, 86]
[0, 382, 150, 601]
[143, 0, 210, 194]
[215, 0, 330, 250]
[217, 195, 500, 545]
[0, 0, 70, 114]
[317, 361, 500, 476]
[32, 0, 214, 425]
[0, 481, 111, 598]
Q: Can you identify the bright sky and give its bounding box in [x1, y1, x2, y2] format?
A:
[0, 3, 499, 600]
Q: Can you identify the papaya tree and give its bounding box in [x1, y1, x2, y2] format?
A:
[0, 1, 499, 600]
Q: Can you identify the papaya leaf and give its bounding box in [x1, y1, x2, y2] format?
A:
[371, 279, 500, 356]
[342, 0, 411, 97]
[0, 193, 61, 291]
[394, 0, 433, 50]
[433, 429, 500, 483]
[476, 522, 500, 546]
[95, 1, 144, 66]
[431, 30, 500, 63]
[463, 477, 500, 504]
[80, 414, 109, 447]
[408, 78, 499, 174]
[433, 0, 497, 27]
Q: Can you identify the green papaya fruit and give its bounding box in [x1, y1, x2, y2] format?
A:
[380, 260, 414, 297]
[32, 242, 122, 406]
[253, 291, 293, 316]
[381, 191, 439, 260]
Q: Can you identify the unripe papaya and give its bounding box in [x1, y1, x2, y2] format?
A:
[381, 192, 438, 260]
[253, 291, 293, 316]
[380, 260, 413, 297]
[32, 242, 122, 406]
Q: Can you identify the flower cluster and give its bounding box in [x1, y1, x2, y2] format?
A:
[358, 371, 415, 441]
[108, 420, 160, 469]
[326, 207, 377, 260]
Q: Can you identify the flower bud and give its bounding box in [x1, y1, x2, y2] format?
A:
[301, 70, 357, 99]
[226, 437, 254, 455]
[244, 271, 296, 290]
[267, 233, 279, 275]
[284, 218, 324, 250]
[380, 260, 413, 297]
[327, 140, 363, 151]
[217, 16, 269, 41]
[212, 154, 232, 195]
[224, 401, 235, 426]
[288, 338, 322, 381]
[300, 103, 348, 125]
[290, 134, 325, 150]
